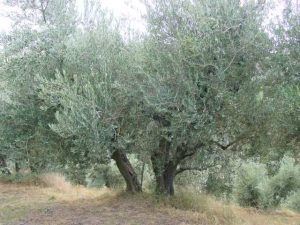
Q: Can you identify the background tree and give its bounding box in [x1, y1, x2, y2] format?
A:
[0, 0, 76, 173]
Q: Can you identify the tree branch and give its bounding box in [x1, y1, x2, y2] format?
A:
[181, 150, 197, 159]
[212, 140, 237, 150]
[175, 142, 204, 164]
[212, 132, 252, 150]
[40, 0, 49, 24]
[176, 164, 216, 175]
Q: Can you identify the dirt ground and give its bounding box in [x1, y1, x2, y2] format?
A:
[1, 182, 300, 225]
[0, 183, 202, 225]
[14, 197, 200, 225]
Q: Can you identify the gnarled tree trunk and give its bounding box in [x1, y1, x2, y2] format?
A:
[151, 138, 200, 196]
[151, 138, 177, 196]
[152, 159, 177, 196]
[111, 149, 142, 193]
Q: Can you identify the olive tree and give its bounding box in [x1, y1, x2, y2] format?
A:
[134, 0, 272, 195]
[0, 0, 76, 172]
[38, 20, 142, 191]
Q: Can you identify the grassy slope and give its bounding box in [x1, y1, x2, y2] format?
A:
[0, 174, 300, 225]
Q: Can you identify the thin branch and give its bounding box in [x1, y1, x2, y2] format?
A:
[176, 164, 216, 175]
[223, 52, 237, 73]
[40, 0, 49, 24]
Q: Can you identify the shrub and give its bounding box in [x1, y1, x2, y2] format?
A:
[283, 191, 300, 212]
[266, 156, 300, 207]
[233, 161, 268, 208]
[257, 177, 274, 209]
[86, 163, 124, 188]
[233, 157, 300, 209]
[64, 163, 88, 186]
[206, 171, 233, 199]
[175, 170, 207, 193]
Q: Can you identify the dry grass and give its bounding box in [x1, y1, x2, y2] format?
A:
[138, 189, 239, 225]
[231, 206, 300, 225]
[0, 173, 118, 224]
[39, 173, 73, 191]
[133, 186, 300, 225]
[1, 173, 300, 225]
[38, 172, 117, 201]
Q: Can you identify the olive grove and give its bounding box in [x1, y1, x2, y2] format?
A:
[0, 0, 299, 203]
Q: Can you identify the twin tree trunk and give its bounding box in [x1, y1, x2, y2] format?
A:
[152, 158, 177, 196]
[111, 146, 177, 195]
[151, 138, 177, 196]
[111, 136, 190, 196]
[111, 149, 142, 193]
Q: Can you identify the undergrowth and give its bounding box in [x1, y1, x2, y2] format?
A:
[0, 172, 40, 185]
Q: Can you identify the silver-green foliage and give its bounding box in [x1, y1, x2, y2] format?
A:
[233, 156, 300, 209]
[265, 156, 300, 207]
[135, 0, 272, 195]
[233, 161, 268, 207]
[283, 191, 300, 212]
[0, 0, 76, 171]
[37, 19, 136, 173]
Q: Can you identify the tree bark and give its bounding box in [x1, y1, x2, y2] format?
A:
[103, 167, 111, 188]
[140, 162, 145, 190]
[0, 154, 11, 175]
[151, 139, 177, 196]
[151, 139, 201, 196]
[111, 149, 142, 193]
[151, 156, 177, 196]
[15, 162, 20, 173]
[0, 155, 6, 168]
